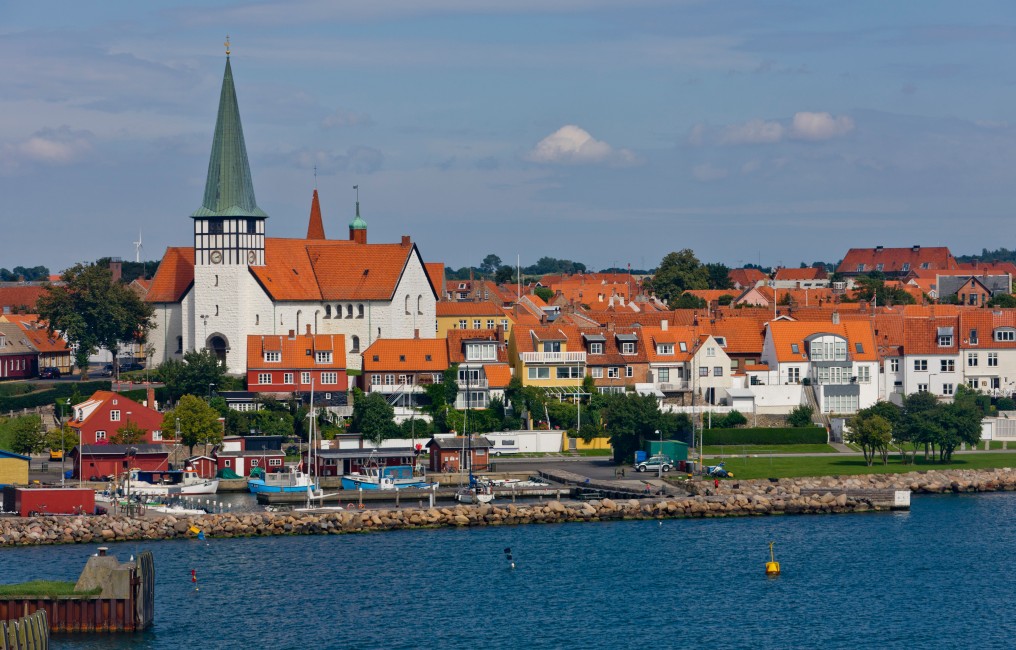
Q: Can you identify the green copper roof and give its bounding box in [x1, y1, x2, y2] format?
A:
[191, 57, 268, 219]
[349, 200, 366, 230]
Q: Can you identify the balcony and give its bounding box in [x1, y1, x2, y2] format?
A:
[458, 379, 489, 389]
[369, 383, 425, 394]
[659, 381, 690, 391]
[521, 351, 586, 364]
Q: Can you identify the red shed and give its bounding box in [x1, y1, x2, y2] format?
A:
[185, 456, 218, 479]
[426, 436, 492, 473]
[12, 487, 95, 516]
[71, 444, 171, 481]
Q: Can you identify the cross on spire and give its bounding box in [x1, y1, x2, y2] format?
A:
[224, 35, 231, 57]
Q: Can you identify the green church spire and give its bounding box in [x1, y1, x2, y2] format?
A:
[350, 184, 366, 230]
[191, 54, 268, 219]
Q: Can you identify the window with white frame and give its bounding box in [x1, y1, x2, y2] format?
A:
[996, 329, 1016, 342]
[557, 367, 582, 379]
[938, 334, 952, 347]
[967, 378, 979, 389]
[258, 373, 271, 384]
[621, 342, 635, 355]
[941, 359, 955, 372]
[371, 374, 381, 385]
[465, 342, 496, 361]
[321, 372, 338, 384]
[889, 358, 900, 372]
[315, 351, 333, 364]
[607, 367, 620, 378]
[284, 373, 294, 384]
[528, 367, 550, 380]
[384, 374, 394, 385]
[591, 367, 603, 378]
[707, 347, 716, 357]
[914, 359, 928, 371]
[109, 410, 121, 422]
[857, 366, 871, 383]
[943, 383, 954, 396]
[269, 458, 283, 467]
[657, 343, 674, 355]
[989, 353, 999, 367]
[967, 353, 978, 367]
[486, 319, 495, 329]
[152, 430, 162, 441]
[787, 367, 800, 383]
[95, 431, 107, 440]
[264, 351, 281, 362]
[224, 459, 231, 468]
[625, 366, 633, 378]
[918, 383, 929, 392]
[301, 372, 311, 384]
[658, 368, 669, 382]
[473, 319, 482, 329]
[590, 342, 603, 354]
[459, 319, 467, 329]
[501, 319, 509, 330]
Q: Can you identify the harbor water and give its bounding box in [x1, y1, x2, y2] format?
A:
[4, 491, 1016, 649]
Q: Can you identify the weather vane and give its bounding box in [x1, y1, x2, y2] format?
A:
[354, 184, 359, 202]
[224, 35, 231, 57]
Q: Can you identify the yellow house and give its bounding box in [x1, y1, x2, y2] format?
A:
[436, 301, 515, 339]
[508, 325, 586, 389]
[0, 450, 30, 485]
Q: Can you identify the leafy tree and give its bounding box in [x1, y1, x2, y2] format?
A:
[853, 274, 915, 306]
[718, 294, 735, 306]
[674, 293, 707, 309]
[0, 265, 49, 282]
[719, 410, 747, 428]
[896, 391, 940, 463]
[847, 413, 892, 466]
[494, 265, 514, 285]
[601, 393, 690, 463]
[112, 421, 147, 445]
[987, 293, 1016, 308]
[480, 254, 502, 275]
[36, 262, 154, 379]
[162, 395, 222, 454]
[533, 286, 554, 302]
[652, 249, 710, 303]
[8, 415, 44, 455]
[351, 391, 397, 444]
[46, 423, 78, 455]
[158, 350, 226, 403]
[705, 262, 733, 289]
[787, 404, 814, 428]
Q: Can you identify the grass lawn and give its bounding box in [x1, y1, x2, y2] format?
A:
[576, 449, 612, 457]
[0, 581, 100, 597]
[704, 452, 1016, 480]
[702, 444, 840, 455]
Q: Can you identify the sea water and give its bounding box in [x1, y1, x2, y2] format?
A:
[3, 492, 1016, 649]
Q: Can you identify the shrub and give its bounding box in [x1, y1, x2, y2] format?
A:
[719, 410, 747, 428]
[787, 404, 815, 428]
[996, 397, 1016, 411]
[0, 381, 111, 412]
[702, 426, 826, 445]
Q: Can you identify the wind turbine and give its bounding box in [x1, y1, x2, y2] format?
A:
[133, 231, 144, 263]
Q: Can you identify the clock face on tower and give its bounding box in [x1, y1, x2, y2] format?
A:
[248, 250, 257, 264]
[209, 250, 223, 264]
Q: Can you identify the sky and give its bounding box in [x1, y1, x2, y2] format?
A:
[3, 1, 1016, 274]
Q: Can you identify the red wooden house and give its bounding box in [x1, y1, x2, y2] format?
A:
[67, 389, 166, 446]
[214, 436, 286, 478]
[184, 455, 218, 479]
[246, 329, 347, 395]
[0, 322, 38, 380]
[426, 436, 493, 473]
[70, 444, 170, 481]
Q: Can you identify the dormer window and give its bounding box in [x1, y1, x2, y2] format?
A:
[856, 264, 865, 272]
[399, 355, 406, 362]
[265, 351, 281, 362]
[465, 342, 496, 361]
[657, 343, 674, 355]
[875, 263, 884, 272]
[589, 342, 603, 355]
[901, 263, 910, 272]
[995, 328, 1016, 342]
[855, 342, 864, 354]
[315, 351, 333, 364]
[714, 337, 727, 347]
[621, 342, 635, 354]
[921, 262, 930, 270]
[970, 329, 979, 345]
[679, 342, 688, 352]
[791, 343, 800, 354]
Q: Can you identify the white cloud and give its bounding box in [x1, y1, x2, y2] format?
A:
[789, 111, 854, 140]
[720, 119, 785, 145]
[2, 126, 94, 169]
[527, 124, 638, 166]
[693, 162, 728, 182]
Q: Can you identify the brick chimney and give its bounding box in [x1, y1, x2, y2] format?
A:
[146, 387, 155, 409]
[401, 235, 412, 247]
[288, 329, 296, 340]
[109, 259, 122, 283]
[306, 324, 312, 336]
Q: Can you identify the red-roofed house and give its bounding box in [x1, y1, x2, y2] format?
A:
[67, 390, 166, 446]
[446, 329, 511, 408]
[837, 246, 958, 277]
[246, 329, 347, 395]
[145, 57, 438, 375]
[0, 285, 45, 316]
[728, 268, 767, 291]
[772, 267, 829, 289]
[361, 338, 449, 411]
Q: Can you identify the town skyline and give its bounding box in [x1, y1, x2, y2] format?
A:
[3, 1, 1016, 273]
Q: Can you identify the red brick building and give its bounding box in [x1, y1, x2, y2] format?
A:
[246, 330, 347, 395]
[0, 322, 38, 379]
[67, 390, 166, 446]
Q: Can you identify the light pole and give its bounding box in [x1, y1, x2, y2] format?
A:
[655, 429, 662, 478]
[208, 383, 216, 401]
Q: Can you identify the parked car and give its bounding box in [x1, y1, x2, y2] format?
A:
[635, 454, 673, 473]
[119, 361, 145, 372]
[100, 363, 115, 377]
[39, 367, 61, 379]
[49, 449, 64, 461]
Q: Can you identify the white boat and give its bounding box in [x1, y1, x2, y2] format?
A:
[248, 466, 317, 494]
[455, 483, 495, 504]
[342, 465, 433, 490]
[121, 468, 219, 496]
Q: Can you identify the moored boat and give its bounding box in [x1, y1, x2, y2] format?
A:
[248, 466, 317, 494]
[121, 468, 219, 496]
[341, 464, 434, 491]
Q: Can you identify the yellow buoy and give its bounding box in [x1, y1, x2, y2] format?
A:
[765, 541, 780, 576]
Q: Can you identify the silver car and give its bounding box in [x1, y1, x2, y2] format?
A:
[635, 455, 673, 473]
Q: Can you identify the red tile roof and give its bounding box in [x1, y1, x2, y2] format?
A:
[362, 338, 449, 372]
[425, 264, 445, 298]
[769, 320, 878, 363]
[483, 364, 512, 388]
[13, 320, 70, 354]
[837, 246, 957, 275]
[728, 268, 767, 288]
[773, 267, 827, 281]
[306, 189, 326, 240]
[146, 247, 195, 303]
[446, 329, 508, 364]
[246, 333, 347, 370]
[0, 285, 46, 313]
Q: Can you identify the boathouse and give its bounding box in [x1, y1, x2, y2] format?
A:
[426, 436, 493, 473]
[70, 444, 171, 481]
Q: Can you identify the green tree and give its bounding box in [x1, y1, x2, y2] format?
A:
[896, 391, 940, 462]
[8, 415, 44, 455]
[601, 393, 689, 463]
[45, 423, 78, 455]
[787, 404, 814, 428]
[718, 294, 735, 306]
[480, 254, 502, 275]
[846, 413, 892, 466]
[674, 293, 707, 309]
[494, 265, 514, 285]
[158, 350, 226, 403]
[351, 391, 397, 444]
[111, 421, 147, 445]
[705, 262, 732, 289]
[652, 249, 710, 303]
[162, 395, 222, 454]
[533, 286, 554, 302]
[987, 293, 1016, 308]
[36, 262, 154, 379]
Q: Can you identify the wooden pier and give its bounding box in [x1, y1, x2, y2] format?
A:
[256, 484, 570, 506]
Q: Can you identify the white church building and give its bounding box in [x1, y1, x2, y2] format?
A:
[146, 54, 438, 375]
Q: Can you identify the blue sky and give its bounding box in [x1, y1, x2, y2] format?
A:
[3, 1, 1016, 273]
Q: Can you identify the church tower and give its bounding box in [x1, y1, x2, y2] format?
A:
[190, 42, 267, 367]
[349, 194, 367, 244]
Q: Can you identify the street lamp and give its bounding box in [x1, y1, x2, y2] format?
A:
[208, 383, 216, 401]
[655, 429, 662, 478]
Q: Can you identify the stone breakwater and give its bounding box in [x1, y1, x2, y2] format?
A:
[2, 468, 1014, 547]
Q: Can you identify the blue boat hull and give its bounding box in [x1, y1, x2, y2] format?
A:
[248, 481, 318, 494]
[340, 477, 431, 490]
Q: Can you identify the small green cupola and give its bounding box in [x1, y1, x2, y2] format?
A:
[349, 186, 367, 244]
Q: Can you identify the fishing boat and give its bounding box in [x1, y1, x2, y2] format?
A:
[120, 468, 219, 496]
[455, 480, 495, 504]
[341, 464, 433, 490]
[247, 466, 317, 494]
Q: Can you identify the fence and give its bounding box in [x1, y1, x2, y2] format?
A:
[1, 610, 49, 650]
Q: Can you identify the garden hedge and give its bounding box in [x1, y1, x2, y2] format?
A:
[0, 381, 111, 412]
[702, 426, 827, 445]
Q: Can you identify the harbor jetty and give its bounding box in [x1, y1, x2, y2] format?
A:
[2, 468, 1015, 547]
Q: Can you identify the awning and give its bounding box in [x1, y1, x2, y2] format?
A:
[634, 383, 665, 397]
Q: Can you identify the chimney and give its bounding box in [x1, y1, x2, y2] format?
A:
[414, 328, 420, 339]
[305, 324, 312, 336]
[832, 312, 840, 324]
[912, 245, 921, 253]
[875, 245, 883, 253]
[288, 329, 296, 340]
[661, 319, 669, 331]
[402, 235, 411, 247]
[147, 387, 155, 409]
[109, 258, 122, 283]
